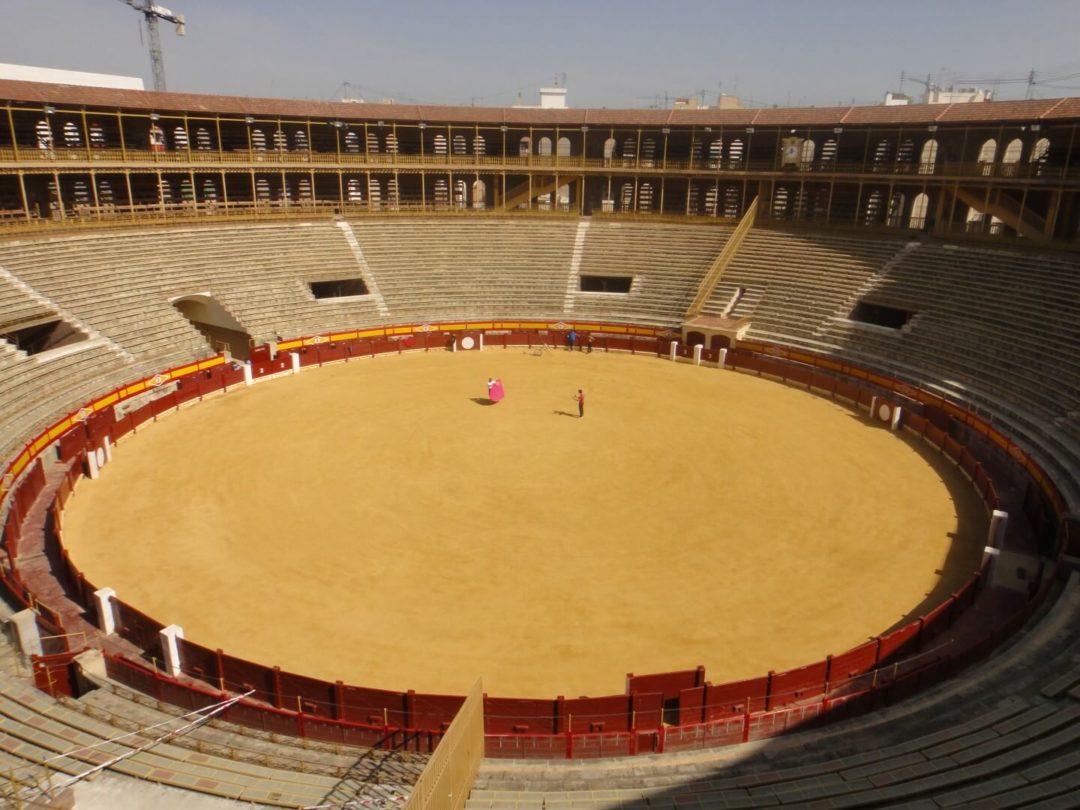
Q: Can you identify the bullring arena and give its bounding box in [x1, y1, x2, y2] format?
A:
[0, 76, 1079, 810]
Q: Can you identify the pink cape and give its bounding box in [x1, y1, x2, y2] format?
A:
[488, 379, 505, 402]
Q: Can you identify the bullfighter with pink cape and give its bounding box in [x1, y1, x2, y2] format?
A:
[487, 378, 505, 403]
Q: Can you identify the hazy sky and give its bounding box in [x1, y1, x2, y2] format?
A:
[3, 0, 1080, 109]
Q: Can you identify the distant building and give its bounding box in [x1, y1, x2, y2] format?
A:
[926, 87, 993, 104]
[884, 92, 912, 106]
[513, 87, 568, 109]
[716, 94, 742, 109]
[538, 87, 567, 109]
[0, 63, 144, 91]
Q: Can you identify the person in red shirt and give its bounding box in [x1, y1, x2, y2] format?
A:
[575, 389, 585, 418]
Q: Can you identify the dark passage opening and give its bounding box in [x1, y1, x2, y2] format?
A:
[1, 320, 87, 354]
[849, 300, 914, 329]
[310, 279, 369, 298]
[580, 275, 632, 293]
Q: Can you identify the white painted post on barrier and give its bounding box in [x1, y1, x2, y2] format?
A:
[693, 344, 703, 366]
[988, 509, 1009, 548]
[669, 341, 678, 362]
[869, 396, 878, 420]
[10, 609, 43, 657]
[891, 406, 902, 432]
[242, 362, 253, 386]
[94, 587, 117, 635]
[718, 348, 728, 368]
[160, 624, 184, 677]
[479, 333, 484, 351]
[289, 351, 301, 374]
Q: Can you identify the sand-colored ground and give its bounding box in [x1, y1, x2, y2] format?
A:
[62, 349, 987, 698]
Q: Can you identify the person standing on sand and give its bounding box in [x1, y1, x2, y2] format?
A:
[575, 389, 585, 418]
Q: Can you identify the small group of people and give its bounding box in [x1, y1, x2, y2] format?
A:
[565, 330, 595, 353]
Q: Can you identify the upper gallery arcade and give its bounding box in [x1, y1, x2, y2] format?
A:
[1, 78, 1079, 243]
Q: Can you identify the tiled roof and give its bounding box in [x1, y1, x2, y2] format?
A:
[1, 79, 1076, 128]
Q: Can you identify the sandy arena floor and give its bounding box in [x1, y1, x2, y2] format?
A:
[62, 349, 988, 698]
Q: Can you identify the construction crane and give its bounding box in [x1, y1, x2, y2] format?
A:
[121, 0, 186, 92]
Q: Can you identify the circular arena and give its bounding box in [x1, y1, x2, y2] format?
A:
[0, 78, 1078, 810]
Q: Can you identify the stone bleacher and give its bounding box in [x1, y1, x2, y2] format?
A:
[572, 221, 732, 327]
[350, 217, 579, 323]
[704, 229, 908, 348]
[0, 636, 425, 808]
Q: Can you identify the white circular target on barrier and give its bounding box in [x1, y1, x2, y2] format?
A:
[878, 403, 892, 422]
[460, 336, 475, 350]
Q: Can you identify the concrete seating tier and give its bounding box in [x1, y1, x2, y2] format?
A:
[350, 217, 579, 323]
[704, 230, 907, 343]
[572, 222, 732, 326]
[0, 342, 143, 467]
[0, 273, 56, 333]
[0, 221, 385, 352]
[808, 241, 1080, 509]
[0, 642, 423, 808]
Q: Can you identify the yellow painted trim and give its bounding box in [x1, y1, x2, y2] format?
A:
[357, 328, 384, 338]
[279, 339, 303, 350]
[47, 419, 73, 441]
[330, 331, 359, 341]
[93, 392, 119, 411]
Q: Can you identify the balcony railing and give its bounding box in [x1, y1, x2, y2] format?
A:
[0, 145, 1075, 181]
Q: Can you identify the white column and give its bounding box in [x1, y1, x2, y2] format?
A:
[693, 344, 703, 366]
[160, 624, 184, 677]
[890, 406, 903, 432]
[94, 587, 117, 635]
[103, 435, 112, 463]
[669, 341, 678, 362]
[869, 396, 878, 420]
[10, 609, 43, 657]
[242, 362, 253, 386]
[988, 509, 1009, 548]
[290, 351, 301, 374]
[718, 348, 728, 368]
[479, 333, 484, 351]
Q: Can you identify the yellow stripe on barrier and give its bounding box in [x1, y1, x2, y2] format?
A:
[437, 324, 467, 332]
[330, 331, 359, 341]
[467, 322, 494, 330]
[10, 450, 31, 479]
[198, 357, 225, 370]
[124, 381, 147, 397]
[93, 392, 120, 411]
[47, 419, 73, 441]
[170, 364, 199, 379]
[279, 339, 303, 350]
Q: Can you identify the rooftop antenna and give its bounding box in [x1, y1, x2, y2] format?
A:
[121, 0, 186, 92]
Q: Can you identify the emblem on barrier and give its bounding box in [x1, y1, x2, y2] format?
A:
[1008, 444, 1027, 462]
[1, 472, 12, 490]
[659, 329, 676, 339]
[76, 407, 92, 423]
[764, 346, 788, 358]
[149, 373, 169, 387]
[418, 324, 435, 333]
[307, 335, 327, 345]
